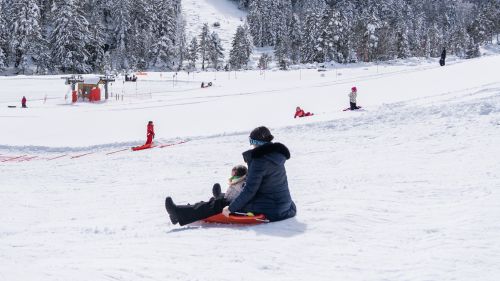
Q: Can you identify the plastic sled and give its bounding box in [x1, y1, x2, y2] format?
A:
[203, 213, 269, 225]
[132, 143, 155, 151]
[343, 106, 363, 111]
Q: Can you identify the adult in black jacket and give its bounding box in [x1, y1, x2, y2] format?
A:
[165, 126, 296, 226]
[440, 47, 446, 66]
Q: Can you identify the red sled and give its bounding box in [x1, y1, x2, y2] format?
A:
[203, 213, 269, 225]
[132, 143, 155, 151]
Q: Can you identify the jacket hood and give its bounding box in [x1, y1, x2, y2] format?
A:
[243, 142, 290, 165]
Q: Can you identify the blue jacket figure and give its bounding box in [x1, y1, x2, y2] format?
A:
[228, 128, 296, 221]
[165, 126, 297, 226]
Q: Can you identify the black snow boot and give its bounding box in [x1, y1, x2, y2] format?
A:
[212, 183, 222, 198]
[165, 197, 179, 225]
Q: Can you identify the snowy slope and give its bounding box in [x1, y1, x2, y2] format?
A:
[1, 55, 500, 281]
[182, 0, 246, 57]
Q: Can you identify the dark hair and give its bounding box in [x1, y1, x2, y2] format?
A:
[232, 165, 248, 177]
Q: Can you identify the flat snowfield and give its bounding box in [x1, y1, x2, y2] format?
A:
[1, 56, 499, 280]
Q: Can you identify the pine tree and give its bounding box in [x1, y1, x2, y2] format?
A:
[0, 0, 7, 70]
[465, 35, 480, 59]
[321, 7, 349, 62]
[247, 0, 265, 47]
[396, 25, 411, 59]
[0, 47, 5, 70]
[128, 0, 155, 71]
[85, 0, 107, 73]
[289, 13, 302, 64]
[229, 25, 252, 70]
[8, 0, 43, 73]
[209, 31, 224, 70]
[274, 36, 289, 69]
[176, 15, 187, 70]
[110, 0, 131, 70]
[199, 23, 211, 70]
[257, 53, 271, 70]
[300, 1, 326, 63]
[186, 37, 198, 70]
[50, 0, 91, 73]
[32, 37, 51, 74]
[150, 0, 177, 69]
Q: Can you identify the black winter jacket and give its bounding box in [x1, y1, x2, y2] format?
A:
[228, 142, 297, 222]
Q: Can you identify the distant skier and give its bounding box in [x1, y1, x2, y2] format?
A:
[440, 47, 446, 66]
[349, 87, 361, 110]
[21, 96, 27, 108]
[294, 106, 314, 118]
[146, 121, 155, 145]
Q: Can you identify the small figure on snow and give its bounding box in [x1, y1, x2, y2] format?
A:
[440, 47, 446, 66]
[146, 121, 155, 145]
[212, 165, 248, 202]
[201, 82, 213, 88]
[294, 106, 314, 118]
[349, 87, 361, 110]
[21, 96, 27, 108]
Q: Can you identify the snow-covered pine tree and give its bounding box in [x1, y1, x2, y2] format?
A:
[464, 35, 480, 59]
[0, 0, 7, 70]
[289, 13, 302, 64]
[85, 0, 106, 73]
[32, 37, 51, 74]
[274, 36, 289, 69]
[300, 0, 326, 63]
[128, 0, 155, 71]
[0, 47, 5, 71]
[150, 0, 177, 70]
[247, 0, 264, 47]
[50, 0, 91, 73]
[209, 31, 224, 70]
[320, 6, 348, 63]
[199, 23, 211, 70]
[8, 0, 43, 73]
[257, 53, 271, 70]
[242, 23, 253, 61]
[110, 0, 131, 70]
[395, 26, 411, 59]
[229, 25, 252, 70]
[175, 15, 187, 70]
[186, 37, 198, 70]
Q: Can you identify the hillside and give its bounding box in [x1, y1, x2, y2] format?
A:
[1, 52, 499, 280]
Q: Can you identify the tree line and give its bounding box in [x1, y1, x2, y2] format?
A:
[1, 0, 499, 74]
[228, 0, 500, 69]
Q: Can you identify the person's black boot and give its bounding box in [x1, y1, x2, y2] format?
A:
[212, 183, 222, 198]
[165, 197, 179, 225]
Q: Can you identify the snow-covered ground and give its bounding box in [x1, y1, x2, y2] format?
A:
[1, 54, 500, 280]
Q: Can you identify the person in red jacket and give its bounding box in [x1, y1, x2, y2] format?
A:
[294, 106, 313, 118]
[21, 96, 27, 108]
[146, 121, 155, 145]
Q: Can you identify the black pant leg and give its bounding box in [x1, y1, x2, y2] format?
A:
[350, 102, 357, 110]
[176, 197, 229, 226]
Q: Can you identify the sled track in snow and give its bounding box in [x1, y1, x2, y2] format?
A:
[0, 140, 190, 163]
